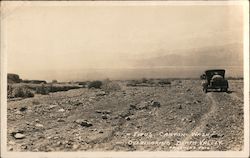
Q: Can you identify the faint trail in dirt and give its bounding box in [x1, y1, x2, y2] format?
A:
[228, 92, 243, 103]
[174, 93, 217, 151]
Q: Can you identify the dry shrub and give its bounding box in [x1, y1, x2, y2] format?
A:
[158, 79, 171, 85]
[126, 80, 140, 87]
[11, 86, 34, 98]
[7, 84, 13, 98]
[7, 73, 21, 83]
[101, 79, 121, 92]
[88, 80, 102, 89]
[126, 78, 153, 87]
[35, 84, 49, 95]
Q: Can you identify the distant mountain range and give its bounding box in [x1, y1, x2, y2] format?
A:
[133, 43, 243, 67]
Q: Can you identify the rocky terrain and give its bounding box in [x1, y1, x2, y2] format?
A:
[7, 80, 244, 151]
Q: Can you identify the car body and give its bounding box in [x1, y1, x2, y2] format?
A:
[201, 69, 229, 93]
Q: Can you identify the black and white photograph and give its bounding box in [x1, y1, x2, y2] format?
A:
[1, 1, 249, 157]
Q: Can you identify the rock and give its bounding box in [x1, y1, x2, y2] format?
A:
[35, 119, 39, 122]
[75, 119, 92, 127]
[35, 123, 44, 128]
[73, 102, 82, 106]
[102, 115, 108, 119]
[102, 110, 111, 114]
[95, 110, 102, 113]
[14, 133, 25, 139]
[57, 118, 65, 122]
[185, 101, 191, 105]
[125, 117, 131, 121]
[129, 104, 137, 110]
[72, 144, 79, 150]
[8, 146, 13, 151]
[186, 88, 191, 92]
[99, 131, 104, 133]
[151, 101, 161, 107]
[19, 107, 27, 112]
[49, 105, 57, 109]
[96, 91, 106, 96]
[194, 100, 201, 104]
[211, 134, 219, 138]
[138, 102, 149, 110]
[21, 145, 28, 149]
[119, 111, 131, 118]
[95, 110, 111, 114]
[56, 141, 62, 146]
[178, 104, 182, 109]
[58, 108, 65, 112]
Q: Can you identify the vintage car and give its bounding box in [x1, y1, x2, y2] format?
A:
[201, 69, 229, 93]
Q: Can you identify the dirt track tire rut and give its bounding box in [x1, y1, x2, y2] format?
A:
[174, 92, 217, 151]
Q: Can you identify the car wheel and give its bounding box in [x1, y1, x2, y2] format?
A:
[203, 88, 207, 93]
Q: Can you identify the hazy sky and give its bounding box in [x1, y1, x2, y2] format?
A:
[4, 2, 244, 81]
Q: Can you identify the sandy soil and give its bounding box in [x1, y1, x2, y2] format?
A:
[7, 80, 244, 151]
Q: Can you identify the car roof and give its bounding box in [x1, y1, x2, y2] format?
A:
[205, 69, 225, 73]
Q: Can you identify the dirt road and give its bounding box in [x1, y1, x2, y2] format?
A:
[7, 80, 244, 151]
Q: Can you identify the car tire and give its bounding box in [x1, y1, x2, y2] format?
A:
[203, 88, 207, 93]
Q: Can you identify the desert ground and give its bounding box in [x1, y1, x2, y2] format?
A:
[7, 79, 244, 151]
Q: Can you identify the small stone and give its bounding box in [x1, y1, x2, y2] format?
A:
[56, 141, 62, 146]
[119, 111, 131, 118]
[211, 134, 219, 138]
[75, 119, 92, 127]
[35, 123, 44, 128]
[186, 88, 191, 92]
[58, 109, 65, 112]
[57, 118, 65, 122]
[14, 133, 25, 139]
[19, 107, 27, 112]
[178, 104, 182, 109]
[138, 102, 149, 110]
[72, 144, 79, 150]
[151, 101, 161, 107]
[35, 119, 39, 122]
[185, 101, 191, 105]
[74, 102, 83, 106]
[21, 145, 28, 149]
[8, 146, 13, 151]
[96, 91, 106, 96]
[102, 115, 108, 119]
[99, 131, 104, 133]
[49, 105, 57, 109]
[95, 110, 102, 113]
[125, 117, 131, 121]
[129, 104, 137, 110]
[102, 110, 111, 114]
